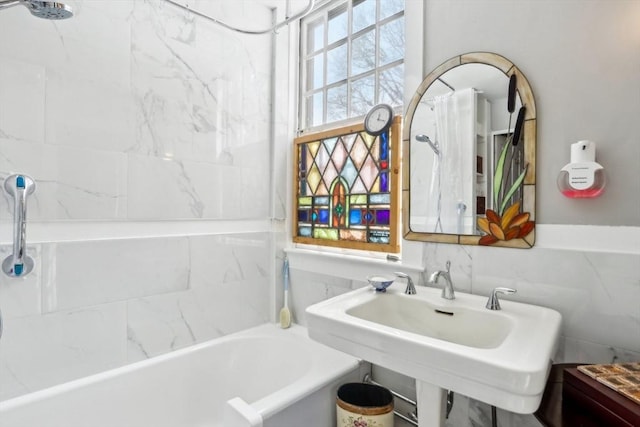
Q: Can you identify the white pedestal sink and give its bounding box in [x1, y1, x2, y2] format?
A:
[306, 286, 562, 427]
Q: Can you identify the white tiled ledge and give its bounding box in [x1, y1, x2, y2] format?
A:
[0, 219, 280, 244]
[285, 246, 425, 282]
[535, 224, 640, 254]
[285, 224, 639, 281]
[0, 220, 636, 254]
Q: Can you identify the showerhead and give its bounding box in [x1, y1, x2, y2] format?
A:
[0, 0, 73, 20]
[29, 1, 73, 19]
[416, 134, 440, 156]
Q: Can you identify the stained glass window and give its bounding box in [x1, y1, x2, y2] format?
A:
[293, 117, 401, 253]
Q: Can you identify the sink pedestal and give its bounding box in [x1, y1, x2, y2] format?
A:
[416, 380, 447, 427]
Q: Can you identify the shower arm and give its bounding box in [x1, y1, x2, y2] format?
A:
[164, 0, 315, 35]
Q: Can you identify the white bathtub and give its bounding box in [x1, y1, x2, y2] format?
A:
[0, 323, 362, 427]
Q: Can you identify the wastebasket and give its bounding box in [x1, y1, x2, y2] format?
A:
[336, 382, 394, 427]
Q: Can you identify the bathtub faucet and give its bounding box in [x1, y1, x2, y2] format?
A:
[428, 261, 455, 300]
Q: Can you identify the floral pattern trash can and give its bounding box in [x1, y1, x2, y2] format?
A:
[336, 382, 394, 427]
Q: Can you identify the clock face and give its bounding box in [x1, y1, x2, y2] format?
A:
[364, 104, 393, 136]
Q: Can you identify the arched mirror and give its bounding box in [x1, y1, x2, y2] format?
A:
[403, 52, 536, 248]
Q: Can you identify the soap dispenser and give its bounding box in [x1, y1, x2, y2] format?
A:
[557, 140, 605, 198]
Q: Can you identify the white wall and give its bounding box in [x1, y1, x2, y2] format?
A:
[424, 0, 640, 227]
[0, 0, 277, 400]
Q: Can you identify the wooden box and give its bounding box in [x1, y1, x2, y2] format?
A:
[562, 368, 640, 427]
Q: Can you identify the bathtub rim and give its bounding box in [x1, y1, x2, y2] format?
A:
[0, 322, 361, 420]
[249, 324, 363, 420]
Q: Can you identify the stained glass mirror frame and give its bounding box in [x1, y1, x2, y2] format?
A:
[403, 52, 537, 248]
[293, 117, 402, 253]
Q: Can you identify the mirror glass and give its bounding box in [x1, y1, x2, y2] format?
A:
[403, 53, 536, 248]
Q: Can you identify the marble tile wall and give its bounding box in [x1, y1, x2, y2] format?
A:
[0, 0, 276, 400]
[0, 232, 271, 400]
[0, 0, 272, 221]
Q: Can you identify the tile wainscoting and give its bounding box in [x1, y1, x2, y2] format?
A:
[0, 232, 271, 401]
[288, 225, 640, 426]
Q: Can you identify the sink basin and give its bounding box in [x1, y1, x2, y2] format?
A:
[306, 286, 562, 415]
[347, 292, 512, 349]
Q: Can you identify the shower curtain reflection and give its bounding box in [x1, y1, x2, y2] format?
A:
[427, 88, 475, 234]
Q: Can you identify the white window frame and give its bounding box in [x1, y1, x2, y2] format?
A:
[286, 0, 425, 277]
[298, 0, 405, 133]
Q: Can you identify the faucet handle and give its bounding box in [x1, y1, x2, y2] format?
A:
[394, 272, 416, 295]
[486, 287, 516, 310]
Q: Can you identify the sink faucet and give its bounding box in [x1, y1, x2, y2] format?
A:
[428, 261, 455, 300]
[394, 272, 416, 295]
[486, 287, 517, 310]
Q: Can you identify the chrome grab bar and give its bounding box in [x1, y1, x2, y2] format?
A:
[2, 174, 36, 277]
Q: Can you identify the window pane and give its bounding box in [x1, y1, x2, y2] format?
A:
[327, 83, 347, 122]
[327, 43, 347, 85]
[352, 0, 375, 33]
[379, 17, 404, 66]
[379, 63, 404, 106]
[328, 5, 347, 45]
[306, 54, 324, 90]
[350, 75, 375, 117]
[380, 0, 404, 20]
[300, 0, 404, 129]
[296, 0, 403, 253]
[308, 92, 324, 127]
[307, 18, 324, 53]
[351, 30, 376, 76]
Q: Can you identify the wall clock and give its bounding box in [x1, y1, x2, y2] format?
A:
[364, 103, 393, 136]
